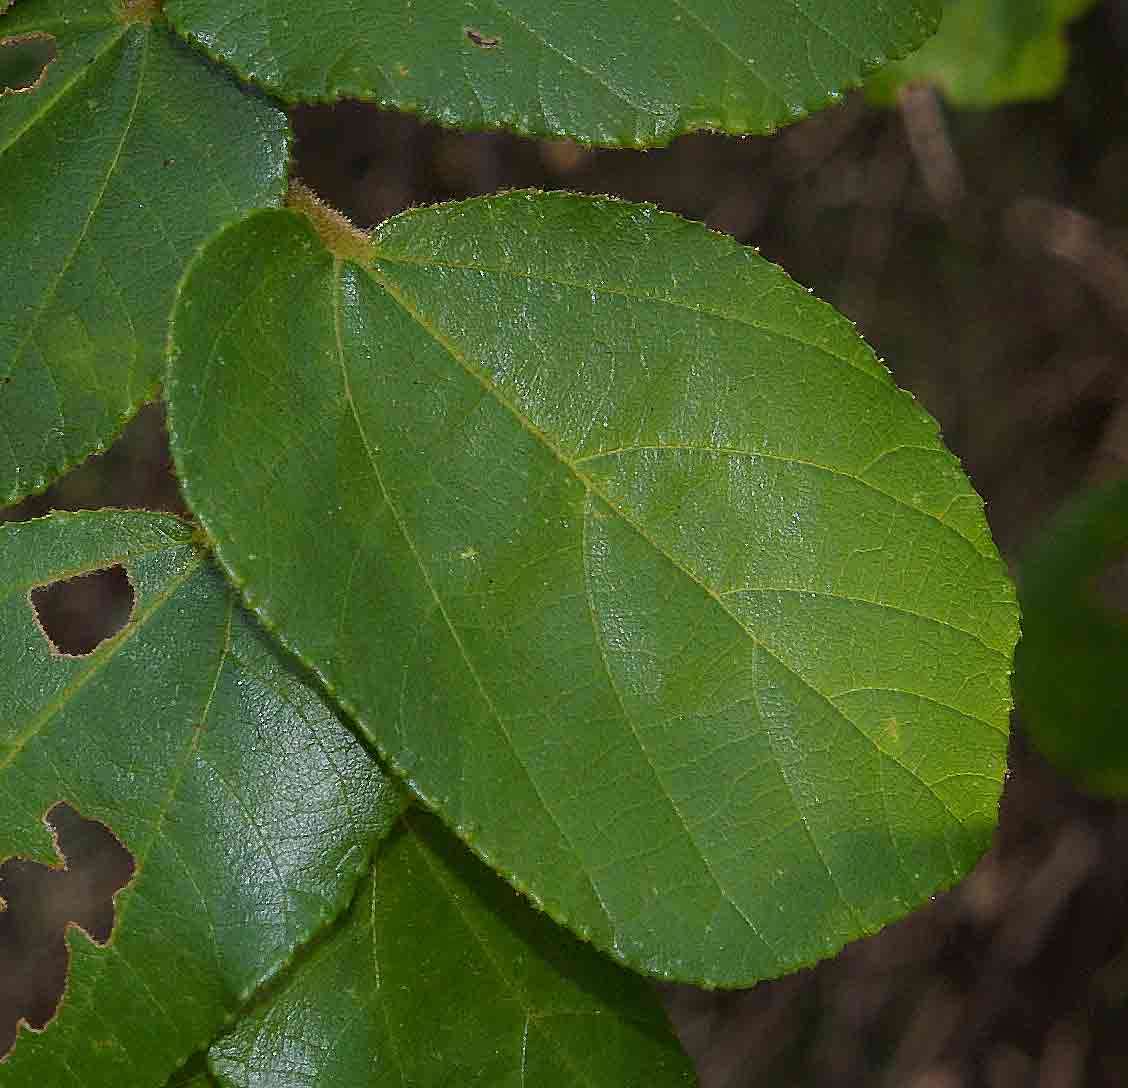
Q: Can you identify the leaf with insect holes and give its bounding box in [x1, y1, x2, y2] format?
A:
[164, 0, 942, 146]
[867, 0, 1099, 107]
[208, 809, 695, 1088]
[0, 0, 288, 506]
[0, 510, 401, 1087]
[166, 191, 1019, 988]
[0, 30, 55, 93]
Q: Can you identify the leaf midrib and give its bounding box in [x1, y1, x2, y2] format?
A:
[328, 261, 615, 940]
[356, 258, 991, 950]
[364, 259, 1001, 737]
[370, 244, 889, 392]
[368, 243, 991, 558]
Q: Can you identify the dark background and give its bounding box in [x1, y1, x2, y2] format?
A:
[5, 2, 1128, 1083]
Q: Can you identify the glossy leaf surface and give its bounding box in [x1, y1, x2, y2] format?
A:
[168, 193, 1019, 986]
[1015, 480, 1128, 796]
[165, 0, 941, 145]
[868, 0, 1098, 107]
[0, 510, 400, 1086]
[0, 0, 288, 505]
[209, 809, 695, 1088]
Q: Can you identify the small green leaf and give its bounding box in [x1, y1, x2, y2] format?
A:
[167, 193, 1018, 987]
[0, 0, 289, 505]
[0, 510, 400, 1086]
[209, 809, 695, 1088]
[867, 0, 1098, 107]
[164, 0, 942, 145]
[1015, 480, 1128, 796]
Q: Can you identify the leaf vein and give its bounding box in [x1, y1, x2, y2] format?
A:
[371, 249, 887, 392]
[331, 262, 612, 934]
[722, 585, 1005, 656]
[366, 262, 996, 852]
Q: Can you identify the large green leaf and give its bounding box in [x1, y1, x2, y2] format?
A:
[0, 510, 400, 1086]
[0, 0, 288, 506]
[164, 0, 942, 146]
[867, 0, 1098, 107]
[1015, 481, 1128, 796]
[209, 809, 695, 1088]
[167, 192, 1019, 987]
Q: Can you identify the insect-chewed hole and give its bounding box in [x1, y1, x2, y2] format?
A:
[465, 26, 501, 48]
[0, 803, 136, 1060]
[0, 34, 57, 95]
[29, 565, 135, 656]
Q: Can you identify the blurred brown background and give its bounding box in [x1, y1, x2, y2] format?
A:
[5, 1, 1128, 1083]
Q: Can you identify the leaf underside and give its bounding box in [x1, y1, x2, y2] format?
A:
[867, 0, 1099, 107]
[0, 510, 400, 1087]
[164, 0, 942, 145]
[0, 0, 288, 506]
[167, 192, 1019, 988]
[209, 808, 695, 1088]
